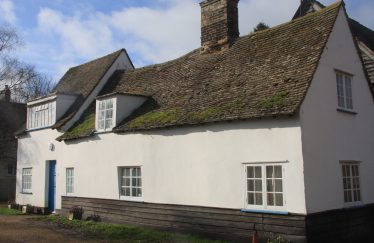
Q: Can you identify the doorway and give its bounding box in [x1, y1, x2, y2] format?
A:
[47, 160, 56, 213]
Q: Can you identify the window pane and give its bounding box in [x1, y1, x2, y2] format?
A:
[274, 166, 282, 178]
[105, 119, 112, 129]
[267, 193, 274, 206]
[106, 99, 113, 109]
[106, 109, 113, 119]
[255, 180, 262, 192]
[247, 167, 254, 178]
[247, 180, 254, 191]
[275, 179, 283, 192]
[266, 166, 273, 178]
[275, 194, 283, 206]
[255, 193, 263, 205]
[267, 179, 274, 192]
[248, 193, 254, 205]
[255, 167, 262, 178]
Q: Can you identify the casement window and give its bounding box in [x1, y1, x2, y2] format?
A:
[336, 72, 353, 110]
[246, 164, 284, 209]
[341, 162, 361, 205]
[22, 168, 32, 193]
[119, 167, 142, 200]
[66, 168, 74, 194]
[97, 99, 114, 131]
[27, 102, 56, 130]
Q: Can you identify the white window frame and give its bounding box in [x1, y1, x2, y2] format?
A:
[341, 161, 362, 207]
[118, 167, 143, 201]
[66, 168, 74, 195]
[244, 163, 286, 211]
[336, 71, 354, 111]
[22, 168, 32, 193]
[96, 98, 115, 132]
[27, 102, 56, 130]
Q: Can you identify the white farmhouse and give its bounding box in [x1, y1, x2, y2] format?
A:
[16, 1, 374, 242]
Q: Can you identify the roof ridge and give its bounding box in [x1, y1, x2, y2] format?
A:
[128, 1, 343, 73]
[68, 48, 124, 71]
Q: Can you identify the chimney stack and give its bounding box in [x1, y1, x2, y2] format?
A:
[200, 0, 240, 54]
[4, 85, 10, 102]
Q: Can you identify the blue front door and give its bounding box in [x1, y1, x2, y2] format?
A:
[48, 161, 56, 212]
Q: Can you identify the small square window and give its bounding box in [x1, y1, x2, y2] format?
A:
[119, 167, 142, 200]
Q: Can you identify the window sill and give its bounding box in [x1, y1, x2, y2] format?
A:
[119, 197, 144, 202]
[241, 209, 288, 215]
[20, 192, 32, 195]
[337, 108, 357, 115]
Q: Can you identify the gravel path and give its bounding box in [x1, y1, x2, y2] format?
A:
[0, 215, 105, 243]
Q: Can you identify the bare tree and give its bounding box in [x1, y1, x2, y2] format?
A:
[0, 24, 53, 102]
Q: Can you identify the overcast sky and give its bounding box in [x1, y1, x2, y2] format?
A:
[0, 0, 373, 82]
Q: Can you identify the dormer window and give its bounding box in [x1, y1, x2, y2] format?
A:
[97, 98, 115, 131]
[95, 92, 148, 133]
[27, 102, 56, 130]
[26, 93, 77, 131]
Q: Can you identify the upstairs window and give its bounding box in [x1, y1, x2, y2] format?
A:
[97, 99, 114, 131]
[336, 72, 353, 110]
[27, 102, 56, 130]
[246, 164, 284, 209]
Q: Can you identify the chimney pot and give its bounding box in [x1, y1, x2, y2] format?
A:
[200, 0, 240, 54]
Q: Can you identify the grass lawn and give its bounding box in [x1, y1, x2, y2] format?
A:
[35, 215, 226, 243]
[0, 207, 23, 215]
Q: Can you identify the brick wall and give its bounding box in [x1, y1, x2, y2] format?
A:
[200, 0, 239, 53]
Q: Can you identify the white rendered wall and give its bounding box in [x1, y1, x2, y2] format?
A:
[115, 95, 147, 124]
[17, 118, 307, 214]
[300, 8, 374, 214]
[16, 129, 63, 206]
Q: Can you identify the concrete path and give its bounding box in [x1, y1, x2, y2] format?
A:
[0, 215, 105, 243]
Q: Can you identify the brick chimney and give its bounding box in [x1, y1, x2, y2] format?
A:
[200, 0, 240, 54]
[1, 85, 11, 102]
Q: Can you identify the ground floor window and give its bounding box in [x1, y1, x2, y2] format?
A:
[119, 167, 142, 199]
[66, 168, 74, 194]
[22, 168, 32, 193]
[341, 162, 361, 205]
[246, 164, 284, 209]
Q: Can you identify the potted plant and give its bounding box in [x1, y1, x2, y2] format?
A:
[68, 206, 84, 220]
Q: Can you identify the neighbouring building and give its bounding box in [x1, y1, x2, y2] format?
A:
[15, 1, 374, 242]
[0, 86, 26, 201]
[293, 0, 374, 91]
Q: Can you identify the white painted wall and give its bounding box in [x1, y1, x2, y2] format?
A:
[16, 129, 63, 206]
[17, 118, 307, 214]
[115, 95, 147, 125]
[56, 94, 78, 120]
[300, 8, 374, 213]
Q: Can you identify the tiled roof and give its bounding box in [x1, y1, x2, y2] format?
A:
[52, 49, 126, 129]
[58, 2, 341, 141]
